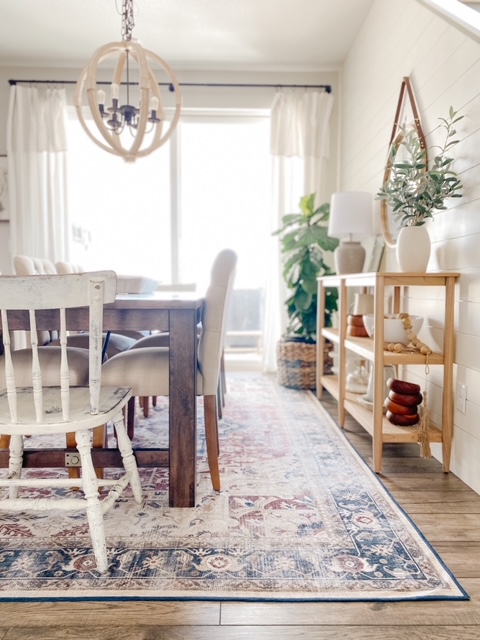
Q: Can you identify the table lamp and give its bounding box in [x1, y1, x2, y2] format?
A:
[328, 191, 373, 274]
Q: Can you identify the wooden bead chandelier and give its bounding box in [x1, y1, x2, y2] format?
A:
[74, 0, 182, 162]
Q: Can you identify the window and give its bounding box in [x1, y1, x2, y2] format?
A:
[66, 109, 272, 356]
[67, 110, 172, 279]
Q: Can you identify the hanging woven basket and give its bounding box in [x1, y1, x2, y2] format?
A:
[276, 338, 333, 390]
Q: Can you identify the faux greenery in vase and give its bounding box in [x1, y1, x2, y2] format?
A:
[273, 193, 339, 389]
[377, 107, 463, 271]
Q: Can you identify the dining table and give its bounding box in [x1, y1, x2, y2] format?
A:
[0, 291, 205, 508]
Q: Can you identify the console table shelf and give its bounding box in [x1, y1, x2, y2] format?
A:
[316, 271, 459, 473]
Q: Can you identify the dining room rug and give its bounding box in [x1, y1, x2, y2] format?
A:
[0, 372, 468, 602]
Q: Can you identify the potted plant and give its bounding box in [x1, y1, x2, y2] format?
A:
[273, 193, 339, 389]
[377, 107, 463, 271]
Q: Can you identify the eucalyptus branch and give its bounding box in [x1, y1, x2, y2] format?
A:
[377, 107, 463, 227]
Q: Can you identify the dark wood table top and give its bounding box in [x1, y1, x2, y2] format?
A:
[5, 292, 204, 332]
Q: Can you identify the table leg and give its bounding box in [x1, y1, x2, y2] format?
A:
[168, 308, 197, 507]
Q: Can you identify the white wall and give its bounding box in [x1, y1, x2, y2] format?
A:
[0, 66, 339, 275]
[340, 0, 480, 493]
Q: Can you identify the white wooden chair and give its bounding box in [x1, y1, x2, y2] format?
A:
[0, 271, 142, 573]
[11, 255, 136, 479]
[102, 249, 237, 492]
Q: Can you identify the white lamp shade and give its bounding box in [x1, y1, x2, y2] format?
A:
[328, 191, 374, 239]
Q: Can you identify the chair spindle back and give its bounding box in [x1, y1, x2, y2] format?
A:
[0, 271, 117, 426]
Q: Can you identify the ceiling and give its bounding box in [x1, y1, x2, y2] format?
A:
[0, 0, 374, 72]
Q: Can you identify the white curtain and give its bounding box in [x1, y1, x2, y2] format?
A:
[7, 86, 70, 266]
[262, 89, 334, 372]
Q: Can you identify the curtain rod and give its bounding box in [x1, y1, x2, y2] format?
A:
[9, 79, 332, 93]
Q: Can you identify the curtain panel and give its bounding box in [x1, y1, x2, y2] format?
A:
[6, 86, 70, 265]
[270, 90, 333, 160]
[263, 89, 334, 372]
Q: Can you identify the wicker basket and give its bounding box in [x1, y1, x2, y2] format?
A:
[277, 339, 333, 390]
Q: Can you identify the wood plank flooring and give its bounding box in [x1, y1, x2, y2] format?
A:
[1, 390, 479, 640]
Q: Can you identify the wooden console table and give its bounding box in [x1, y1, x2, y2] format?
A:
[316, 271, 460, 473]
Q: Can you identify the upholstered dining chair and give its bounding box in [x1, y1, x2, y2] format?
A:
[0, 271, 142, 573]
[54, 261, 83, 274]
[127, 281, 198, 419]
[128, 283, 227, 421]
[13, 255, 138, 356]
[128, 337, 227, 421]
[56, 260, 151, 343]
[102, 249, 238, 492]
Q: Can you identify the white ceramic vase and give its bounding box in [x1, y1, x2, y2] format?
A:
[396, 225, 431, 272]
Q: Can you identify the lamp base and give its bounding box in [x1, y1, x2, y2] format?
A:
[334, 241, 366, 275]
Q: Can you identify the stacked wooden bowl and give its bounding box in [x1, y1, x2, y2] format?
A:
[347, 315, 369, 338]
[384, 378, 423, 426]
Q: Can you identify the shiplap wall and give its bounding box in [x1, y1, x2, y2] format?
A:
[340, 0, 480, 493]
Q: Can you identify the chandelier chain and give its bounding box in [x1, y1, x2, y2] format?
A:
[122, 0, 135, 41]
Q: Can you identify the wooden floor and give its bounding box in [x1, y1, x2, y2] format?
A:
[1, 391, 480, 640]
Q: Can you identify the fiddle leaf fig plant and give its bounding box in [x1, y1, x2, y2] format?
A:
[273, 193, 339, 341]
[377, 107, 464, 227]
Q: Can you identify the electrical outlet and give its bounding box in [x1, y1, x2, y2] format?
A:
[456, 382, 467, 414]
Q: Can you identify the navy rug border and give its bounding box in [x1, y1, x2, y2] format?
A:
[307, 392, 470, 603]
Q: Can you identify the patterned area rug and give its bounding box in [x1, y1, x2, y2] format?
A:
[0, 373, 468, 602]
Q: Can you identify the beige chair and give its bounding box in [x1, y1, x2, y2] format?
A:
[55, 261, 83, 274]
[40, 258, 57, 274]
[102, 249, 238, 491]
[120, 282, 197, 419]
[13, 255, 138, 356]
[56, 261, 149, 343]
[0, 271, 142, 573]
[129, 282, 227, 421]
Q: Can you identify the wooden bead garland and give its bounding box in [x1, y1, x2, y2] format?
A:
[381, 314, 433, 458]
[383, 312, 432, 355]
